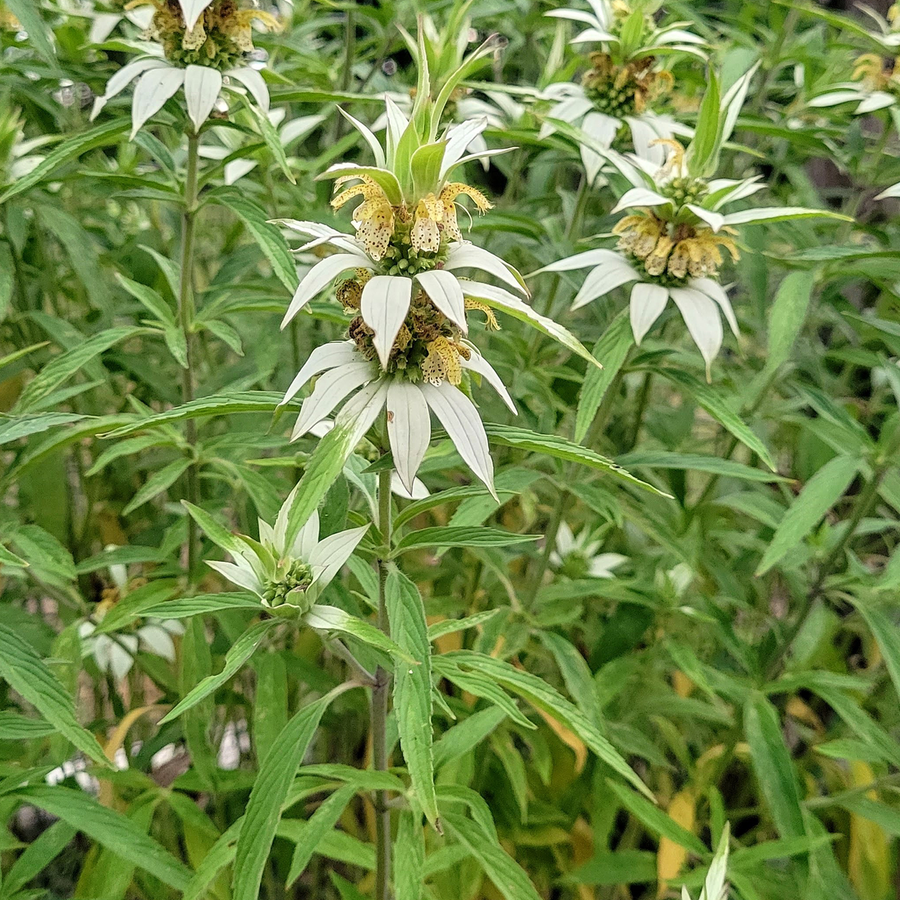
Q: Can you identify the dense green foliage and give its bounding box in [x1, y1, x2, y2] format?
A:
[1, 1, 900, 899]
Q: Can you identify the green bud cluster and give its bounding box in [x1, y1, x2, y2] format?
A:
[262, 559, 313, 609]
[661, 176, 709, 208]
[584, 85, 638, 118]
[380, 236, 447, 277]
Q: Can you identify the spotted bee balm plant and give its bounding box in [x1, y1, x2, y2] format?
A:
[4, 2, 900, 900]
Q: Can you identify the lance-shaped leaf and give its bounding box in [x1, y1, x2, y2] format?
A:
[159, 619, 278, 723]
[386, 569, 439, 827]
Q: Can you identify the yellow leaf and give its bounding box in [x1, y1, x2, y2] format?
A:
[534, 706, 588, 774]
[657, 789, 695, 897]
[99, 704, 166, 806]
[848, 761, 891, 900]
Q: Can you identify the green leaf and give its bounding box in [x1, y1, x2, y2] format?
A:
[394, 526, 538, 554]
[318, 164, 404, 205]
[14, 326, 147, 413]
[0, 543, 28, 568]
[410, 141, 446, 199]
[0, 412, 85, 446]
[576, 310, 633, 443]
[616, 450, 790, 483]
[115, 273, 175, 326]
[744, 692, 805, 838]
[11, 786, 191, 890]
[103, 391, 283, 438]
[1, 820, 77, 896]
[433, 707, 507, 772]
[0, 240, 15, 322]
[246, 99, 296, 184]
[182, 500, 246, 554]
[122, 457, 192, 516]
[606, 780, 708, 856]
[305, 605, 414, 663]
[395, 810, 426, 900]
[444, 651, 651, 799]
[0, 711, 56, 739]
[233, 688, 350, 900]
[0, 624, 108, 765]
[386, 570, 439, 826]
[755, 455, 859, 576]
[567, 850, 657, 885]
[213, 190, 299, 294]
[143, 592, 264, 618]
[0, 120, 128, 203]
[283, 413, 367, 550]
[286, 784, 357, 886]
[851, 600, 900, 706]
[484, 424, 672, 497]
[159, 619, 277, 723]
[765, 271, 816, 372]
[442, 811, 542, 900]
[689, 70, 721, 176]
[659, 369, 776, 471]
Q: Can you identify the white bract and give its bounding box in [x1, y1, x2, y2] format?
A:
[535, 67, 845, 376]
[90, 0, 277, 138]
[550, 522, 627, 579]
[682, 825, 730, 900]
[809, 54, 900, 117]
[205, 486, 368, 614]
[540, 0, 703, 177]
[78, 553, 185, 681]
[277, 63, 599, 495]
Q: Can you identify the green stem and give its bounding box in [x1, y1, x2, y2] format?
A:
[373, 466, 392, 900]
[179, 132, 202, 579]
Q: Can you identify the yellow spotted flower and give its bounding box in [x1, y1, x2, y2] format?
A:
[535, 68, 845, 378]
[91, 0, 278, 138]
[275, 82, 600, 496]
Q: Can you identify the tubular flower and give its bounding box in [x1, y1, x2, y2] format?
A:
[550, 522, 627, 580]
[539, 0, 703, 177]
[90, 0, 278, 138]
[277, 89, 599, 496]
[534, 68, 847, 377]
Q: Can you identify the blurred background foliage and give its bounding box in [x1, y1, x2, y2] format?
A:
[1, 0, 900, 898]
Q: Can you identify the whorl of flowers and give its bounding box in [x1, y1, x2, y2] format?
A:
[141, 0, 278, 71]
[91, 0, 278, 137]
[535, 66, 848, 377]
[540, 0, 703, 174]
[276, 35, 599, 495]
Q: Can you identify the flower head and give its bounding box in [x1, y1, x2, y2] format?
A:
[90, 0, 278, 137]
[276, 71, 599, 495]
[534, 67, 847, 377]
[539, 1, 703, 176]
[550, 522, 627, 580]
[204, 488, 368, 614]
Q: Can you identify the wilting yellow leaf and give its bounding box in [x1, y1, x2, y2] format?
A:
[848, 761, 891, 900]
[534, 706, 588, 774]
[672, 670, 694, 698]
[426, 615, 463, 655]
[99, 705, 165, 806]
[657, 789, 695, 897]
[786, 696, 823, 731]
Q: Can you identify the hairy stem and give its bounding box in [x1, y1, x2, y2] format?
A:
[373, 466, 392, 900]
[179, 132, 201, 578]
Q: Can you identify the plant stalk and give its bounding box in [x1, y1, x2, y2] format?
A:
[179, 132, 202, 579]
[373, 466, 392, 900]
